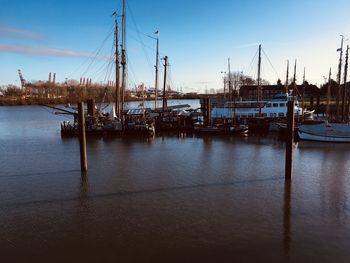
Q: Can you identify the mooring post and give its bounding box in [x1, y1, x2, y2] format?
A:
[285, 100, 294, 179]
[207, 97, 211, 125]
[78, 102, 87, 172]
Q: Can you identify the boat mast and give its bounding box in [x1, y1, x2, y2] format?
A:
[302, 67, 305, 120]
[285, 60, 289, 93]
[326, 68, 332, 120]
[121, 0, 126, 117]
[114, 12, 120, 117]
[257, 44, 262, 117]
[228, 58, 232, 101]
[154, 31, 159, 110]
[336, 35, 344, 120]
[341, 44, 349, 122]
[162, 56, 168, 114]
[222, 72, 226, 100]
[257, 44, 262, 102]
[292, 59, 297, 98]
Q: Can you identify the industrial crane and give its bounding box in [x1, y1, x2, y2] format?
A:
[17, 69, 27, 89]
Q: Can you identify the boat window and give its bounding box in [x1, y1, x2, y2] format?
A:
[248, 114, 254, 118]
[273, 103, 279, 107]
[278, 113, 284, 117]
[266, 103, 272, 108]
[241, 114, 247, 118]
[254, 113, 260, 117]
[261, 113, 267, 117]
[279, 103, 285, 107]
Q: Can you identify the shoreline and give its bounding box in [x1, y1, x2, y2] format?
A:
[0, 96, 201, 107]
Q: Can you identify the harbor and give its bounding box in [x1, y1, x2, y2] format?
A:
[1, 105, 350, 262]
[2, 0, 350, 262]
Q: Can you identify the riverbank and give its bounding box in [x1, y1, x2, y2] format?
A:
[0, 95, 201, 106]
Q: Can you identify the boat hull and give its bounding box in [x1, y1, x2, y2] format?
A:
[298, 130, 350, 142]
[298, 122, 350, 142]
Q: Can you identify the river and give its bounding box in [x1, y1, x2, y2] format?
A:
[0, 100, 349, 262]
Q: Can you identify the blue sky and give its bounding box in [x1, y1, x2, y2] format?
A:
[1, 0, 350, 92]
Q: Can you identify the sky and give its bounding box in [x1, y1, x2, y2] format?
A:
[1, 0, 350, 93]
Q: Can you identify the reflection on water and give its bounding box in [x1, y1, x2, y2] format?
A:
[0, 106, 350, 262]
[283, 180, 291, 256]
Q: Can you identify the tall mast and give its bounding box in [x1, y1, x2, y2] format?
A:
[302, 67, 305, 120]
[162, 56, 168, 113]
[293, 59, 297, 97]
[228, 58, 231, 101]
[120, 0, 126, 116]
[154, 31, 159, 110]
[336, 35, 344, 120]
[285, 60, 289, 93]
[326, 68, 332, 120]
[114, 12, 120, 117]
[341, 44, 349, 122]
[222, 72, 226, 100]
[257, 44, 262, 101]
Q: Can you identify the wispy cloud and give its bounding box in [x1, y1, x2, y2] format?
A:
[0, 25, 44, 41]
[0, 44, 107, 59]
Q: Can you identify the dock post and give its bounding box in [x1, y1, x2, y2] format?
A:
[285, 100, 294, 180]
[207, 97, 211, 125]
[78, 102, 87, 172]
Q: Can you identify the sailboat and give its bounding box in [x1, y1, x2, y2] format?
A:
[211, 45, 305, 134]
[102, 11, 123, 134]
[298, 38, 350, 142]
[117, 0, 154, 136]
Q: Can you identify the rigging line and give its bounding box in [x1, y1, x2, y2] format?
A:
[91, 59, 112, 81]
[245, 50, 258, 77]
[261, 61, 267, 82]
[103, 58, 114, 84]
[168, 63, 174, 90]
[126, 53, 139, 86]
[68, 24, 115, 79]
[127, 27, 167, 57]
[92, 41, 114, 80]
[103, 51, 114, 84]
[262, 48, 279, 79]
[128, 33, 156, 52]
[80, 26, 115, 78]
[126, 0, 154, 74]
[102, 57, 114, 84]
[99, 35, 116, 83]
[127, 25, 155, 39]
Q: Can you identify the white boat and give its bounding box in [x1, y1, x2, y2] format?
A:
[211, 93, 304, 120]
[102, 105, 123, 132]
[298, 38, 350, 143]
[229, 124, 249, 134]
[298, 121, 350, 142]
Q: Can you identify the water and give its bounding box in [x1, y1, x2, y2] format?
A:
[0, 102, 350, 262]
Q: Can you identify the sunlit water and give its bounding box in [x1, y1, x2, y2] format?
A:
[0, 101, 349, 262]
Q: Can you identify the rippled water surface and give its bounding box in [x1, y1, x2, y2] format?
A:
[0, 102, 349, 262]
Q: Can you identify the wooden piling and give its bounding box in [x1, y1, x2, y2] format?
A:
[285, 100, 294, 180]
[78, 102, 87, 172]
[207, 97, 212, 125]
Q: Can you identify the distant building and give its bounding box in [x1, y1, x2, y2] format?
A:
[239, 84, 320, 100]
[240, 84, 286, 100]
